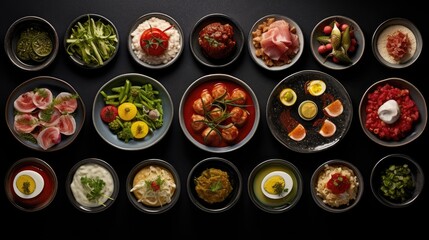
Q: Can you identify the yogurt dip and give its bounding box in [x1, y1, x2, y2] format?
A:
[377, 25, 417, 64]
[70, 163, 115, 207]
[378, 99, 400, 124]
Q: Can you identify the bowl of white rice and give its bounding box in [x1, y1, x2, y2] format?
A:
[128, 12, 184, 69]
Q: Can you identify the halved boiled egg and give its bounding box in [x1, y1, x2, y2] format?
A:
[307, 80, 326, 96]
[261, 171, 293, 199]
[13, 170, 44, 199]
[319, 119, 336, 137]
[279, 88, 297, 106]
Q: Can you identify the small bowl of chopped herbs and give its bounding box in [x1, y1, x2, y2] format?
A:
[370, 153, 424, 208]
[4, 15, 59, 71]
[64, 13, 119, 69]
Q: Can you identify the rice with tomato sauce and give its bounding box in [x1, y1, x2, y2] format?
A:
[131, 17, 181, 65]
[364, 83, 419, 140]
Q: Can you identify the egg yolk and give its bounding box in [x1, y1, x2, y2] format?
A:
[15, 174, 36, 195]
[300, 101, 318, 119]
[263, 175, 285, 194]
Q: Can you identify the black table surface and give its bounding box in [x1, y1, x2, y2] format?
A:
[1, 0, 427, 237]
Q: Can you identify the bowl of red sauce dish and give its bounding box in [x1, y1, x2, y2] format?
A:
[359, 77, 427, 147]
[179, 73, 260, 153]
[5, 157, 58, 212]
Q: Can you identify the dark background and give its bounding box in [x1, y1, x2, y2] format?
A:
[1, 0, 426, 237]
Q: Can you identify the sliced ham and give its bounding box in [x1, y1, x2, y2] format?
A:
[14, 91, 37, 113]
[33, 88, 53, 110]
[260, 19, 300, 61]
[36, 126, 61, 150]
[14, 113, 39, 133]
[57, 114, 76, 135]
[54, 92, 78, 114]
[38, 108, 62, 127]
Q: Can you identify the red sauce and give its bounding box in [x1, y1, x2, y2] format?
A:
[183, 80, 256, 147]
[326, 173, 351, 194]
[8, 163, 56, 210]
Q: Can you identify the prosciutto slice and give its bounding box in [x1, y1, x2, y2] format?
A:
[33, 88, 53, 110]
[54, 92, 78, 114]
[38, 108, 62, 127]
[14, 113, 39, 133]
[57, 114, 76, 135]
[36, 126, 61, 150]
[260, 20, 300, 61]
[14, 91, 37, 113]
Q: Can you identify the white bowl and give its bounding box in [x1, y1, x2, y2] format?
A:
[248, 14, 304, 71]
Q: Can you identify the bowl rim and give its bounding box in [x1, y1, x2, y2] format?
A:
[370, 153, 425, 208]
[128, 12, 184, 69]
[5, 75, 86, 152]
[126, 158, 181, 214]
[310, 15, 365, 70]
[64, 13, 119, 69]
[310, 159, 364, 213]
[4, 157, 58, 212]
[92, 72, 174, 151]
[247, 158, 303, 213]
[371, 17, 423, 69]
[186, 157, 243, 213]
[65, 158, 120, 213]
[248, 13, 304, 71]
[358, 77, 427, 147]
[178, 73, 260, 153]
[189, 12, 245, 68]
[4, 15, 59, 71]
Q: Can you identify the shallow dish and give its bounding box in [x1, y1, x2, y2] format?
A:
[179, 73, 260, 153]
[128, 12, 184, 69]
[5, 157, 58, 212]
[66, 158, 119, 213]
[266, 70, 353, 153]
[126, 159, 180, 214]
[4, 15, 59, 71]
[248, 159, 303, 213]
[359, 77, 427, 147]
[311, 159, 364, 213]
[248, 14, 304, 71]
[187, 157, 242, 213]
[372, 18, 422, 69]
[311, 15, 365, 70]
[64, 13, 119, 69]
[93, 73, 173, 151]
[370, 154, 424, 208]
[190, 13, 244, 68]
[5, 76, 85, 152]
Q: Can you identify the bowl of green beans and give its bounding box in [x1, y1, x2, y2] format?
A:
[370, 153, 424, 208]
[64, 13, 119, 69]
[92, 73, 174, 151]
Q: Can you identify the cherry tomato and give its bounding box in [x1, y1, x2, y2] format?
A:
[323, 25, 332, 35]
[139, 27, 171, 56]
[100, 105, 118, 123]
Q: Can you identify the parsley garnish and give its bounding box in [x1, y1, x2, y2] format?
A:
[80, 176, 113, 206]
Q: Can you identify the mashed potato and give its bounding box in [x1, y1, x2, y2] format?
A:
[315, 164, 359, 208]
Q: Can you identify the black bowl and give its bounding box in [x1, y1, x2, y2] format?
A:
[64, 13, 119, 69]
[126, 159, 181, 214]
[5, 157, 58, 212]
[190, 13, 244, 68]
[187, 157, 242, 213]
[370, 154, 424, 208]
[4, 16, 59, 71]
[247, 159, 303, 213]
[66, 158, 119, 213]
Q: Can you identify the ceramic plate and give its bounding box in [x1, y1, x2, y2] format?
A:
[266, 70, 352, 153]
[5, 76, 85, 152]
[92, 73, 173, 151]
